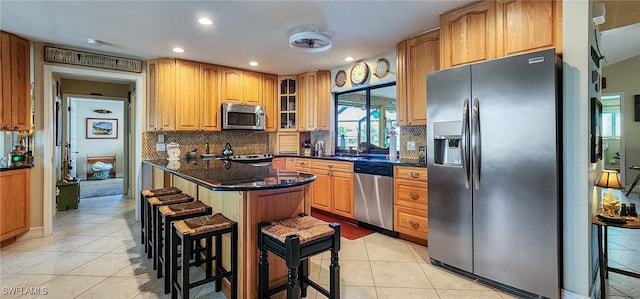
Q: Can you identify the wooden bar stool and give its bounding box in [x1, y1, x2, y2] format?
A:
[147, 193, 194, 264]
[170, 213, 238, 299]
[140, 187, 182, 249]
[157, 200, 213, 294]
[258, 214, 341, 299]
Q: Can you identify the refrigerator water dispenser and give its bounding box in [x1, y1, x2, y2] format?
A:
[433, 121, 462, 166]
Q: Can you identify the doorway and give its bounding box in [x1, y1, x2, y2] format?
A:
[601, 93, 624, 181]
[65, 96, 127, 199]
[43, 65, 145, 237]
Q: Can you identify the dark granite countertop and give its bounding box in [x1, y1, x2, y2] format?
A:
[0, 164, 34, 172]
[143, 158, 315, 191]
[274, 154, 428, 168]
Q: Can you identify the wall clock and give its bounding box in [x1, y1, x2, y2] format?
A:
[335, 70, 347, 87]
[374, 58, 390, 79]
[350, 62, 369, 85]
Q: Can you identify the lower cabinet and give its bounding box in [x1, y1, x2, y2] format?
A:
[311, 160, 354, 219]
[1, 169, 30, 242]
[393, 166, 428, 243]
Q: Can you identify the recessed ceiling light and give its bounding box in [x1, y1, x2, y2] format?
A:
[86, 39, 103, 46]
[198, 17, 213, 25]
[172, 47, 185, 53]
[249, 61, 259, 66]
[344, 56, 354, 62]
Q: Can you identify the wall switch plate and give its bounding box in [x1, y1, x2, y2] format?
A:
[407, 141, 416, 151]
[158, 134, 165, 143]
[156, 143, 166, 151]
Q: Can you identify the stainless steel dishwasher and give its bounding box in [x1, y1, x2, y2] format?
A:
[353, 160, 395, 232]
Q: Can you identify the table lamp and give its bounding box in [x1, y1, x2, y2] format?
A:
[596, 170, 624, 214]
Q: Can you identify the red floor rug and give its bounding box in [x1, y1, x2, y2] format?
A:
[311, 211, 374, 240]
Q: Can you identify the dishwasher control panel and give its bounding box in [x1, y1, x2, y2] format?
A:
[354, 161, 393, 177]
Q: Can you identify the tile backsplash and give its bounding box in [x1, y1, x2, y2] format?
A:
[399, 125, 426, 161]
[142, 131, 270, 159]
[142, 126, 426, 161]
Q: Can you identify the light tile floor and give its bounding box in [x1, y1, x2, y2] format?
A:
[0, 194, 638, 298]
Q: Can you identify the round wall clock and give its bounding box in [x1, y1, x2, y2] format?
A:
[335, 70, 347, 87]
[350, 62, 369, 85]
[374, 58, 390, 79]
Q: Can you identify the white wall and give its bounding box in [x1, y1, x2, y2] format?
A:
[602, 55, 640, 188]
[71, 98, 124, 179]
[562, 0, 601, 297]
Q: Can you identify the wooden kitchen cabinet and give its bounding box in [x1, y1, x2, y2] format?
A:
[440, 0, 562, 70]
[1, 169, 30, 242]
[311, 160, 354, 219]
[175, 59, 201, 131]
[440, 1, 498, 69]
[278, 76, 298, 131]
[221, 67, 263, 105]
[0, 31, 30, 131]
[497, 0, 562, 57]
[175, 61, 222, 131]
[396, 30, 439, 126]
[147, 58, 176, 131]
[298, 70, 330, 131]
[263, 74, 278, 132]
[393, 166, 428, 243]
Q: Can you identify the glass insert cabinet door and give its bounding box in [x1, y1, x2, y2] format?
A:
[335, 83, 397, 154]
[279, 78, 297, 130]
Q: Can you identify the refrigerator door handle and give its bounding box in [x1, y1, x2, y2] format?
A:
[461, 98, 470, 188]
[472, 97, 481, 189]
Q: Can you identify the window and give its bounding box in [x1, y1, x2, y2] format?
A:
[335, 83, 397, 154]
[601, 94, 622, 139]
[601, 111, 621, 138]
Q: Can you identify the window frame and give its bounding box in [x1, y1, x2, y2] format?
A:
[334, 82, 396, 155]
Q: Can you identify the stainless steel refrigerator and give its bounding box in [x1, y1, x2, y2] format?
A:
[427, 49, 561, 299]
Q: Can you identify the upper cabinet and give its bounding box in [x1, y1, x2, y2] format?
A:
[440, 0, 562, 69]
[175, 60, 222, 131]
[278, 76, 298, 131]
[221, 67, 263, 105]
[263, 74, 278, 132]
[298, 70, 330, 131]
[148, 59, 277, 132]
[147, 58, 176, 131]
[0, 31, 30, 131]
[396, 30, 439, 126]
[496, 0, 562, 57]
[440, 1, 498, 69]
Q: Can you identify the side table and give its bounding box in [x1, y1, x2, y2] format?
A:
[593, 213, 640, 299]
[56, 179, 80, 211]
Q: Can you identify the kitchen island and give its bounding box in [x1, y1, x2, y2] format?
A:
[142, 158, 315, 299]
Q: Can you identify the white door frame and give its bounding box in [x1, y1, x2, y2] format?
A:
[43, 65, 145, 237]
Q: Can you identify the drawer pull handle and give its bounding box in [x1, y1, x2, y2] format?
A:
[408, 221, 420, 229]
[408, 193, 419, 200]
[409, 172, 420, 178]
[328, 164, 333, 168]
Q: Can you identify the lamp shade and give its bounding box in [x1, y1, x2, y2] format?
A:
[595, 170, 624, 189]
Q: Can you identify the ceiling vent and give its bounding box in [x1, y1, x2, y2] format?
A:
[289, 31, 332, 53]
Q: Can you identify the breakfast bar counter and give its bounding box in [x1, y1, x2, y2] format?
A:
[142, 159, 315, 299]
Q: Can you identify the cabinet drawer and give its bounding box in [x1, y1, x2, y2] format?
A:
[394, 166, 427, 182]
[394, 179, 427, 210]
[311, 160, 353, 172]
[394, 206, 428, 240]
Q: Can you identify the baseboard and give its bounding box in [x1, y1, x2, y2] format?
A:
[16, 226, 44, 241]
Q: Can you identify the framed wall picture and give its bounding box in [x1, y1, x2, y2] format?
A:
[635, 95, 640, 122]
[86, 118, 118, 139]
[591, 97, 602, 163]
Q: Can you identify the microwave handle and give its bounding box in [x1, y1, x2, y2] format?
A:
[256, 113, 261, 127]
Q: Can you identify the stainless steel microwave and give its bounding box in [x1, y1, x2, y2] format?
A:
[221, 103, 265, 130]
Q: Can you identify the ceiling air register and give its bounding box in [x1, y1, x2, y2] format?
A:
[289, 31, 332, 53]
